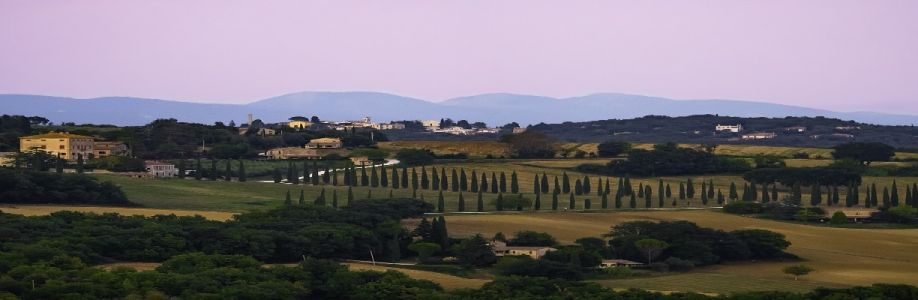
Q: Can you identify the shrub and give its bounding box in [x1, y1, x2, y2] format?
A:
[395, 148, 435, 166]
[830, 211, 849, 224]
[663, 257, 695, 272]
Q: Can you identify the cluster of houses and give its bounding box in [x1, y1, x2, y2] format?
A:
[421, 120, 501, 136]
[235, 114, 504, 137]
[487, 239, 643, 269]
[715, 123, 857, 141]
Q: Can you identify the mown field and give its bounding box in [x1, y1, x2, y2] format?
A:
[443, 210, 918, 293]
[86, 155, 918, 214]
[0, 204, 236, 221]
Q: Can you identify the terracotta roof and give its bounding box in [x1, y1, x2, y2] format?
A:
[20, 132, 94, 139]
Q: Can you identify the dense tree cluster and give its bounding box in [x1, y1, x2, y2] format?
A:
[578, 143, 751, 176]
[0, 169, 128, 205]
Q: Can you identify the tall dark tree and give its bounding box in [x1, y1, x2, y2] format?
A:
[411, 168, 419, 190]
[491, 173, 498, 194]
[380, 165, 388, 187]
[224, 160, 232, 181]
[533, 174, 540, 195]
[480, 173, 488, 193]
[658, 180, 665, 208]
[273, 168, 282, 183]
[882, 186, 890, 207]
[562, 172, 571, 194]
[209, 159, 217, 180]
[477, 190, 484, 212]
[421, 167, 429, 189]
[470, 170, 479, 193]
[298, 190, 306, 205]
[615, 189, 623, 208]
[332, 168, 338, 186]
[303, 162, 310, 185]
[729, 182, 738, 201]
[771, 184, 778, 203]
[76, 154, 84, 174]
[458, 192, 466, 212]
[495, 193, 504, 211]
[441, 168, 449, 191]
[177, 160, 185, 178]
[810, 184, 822, 206]
[436, 216, 450, 249]
[575, 179, 583, 195]
[644, 185, 652, 208]
[534, 192, 541, 210]
[371, 164, 379, 187]
[638, 182, 645, 198]
[510, 171, 519, 194]
[762, 183, 771, 203]
[541, 173, 550, 194]
[315, 188, 327, 206]
[708, 179, 715, 199]
[391, 167, 400, 189]
[459, 169, 468, 191]
[623, 176, 633, 195]
[195, 158, 203, 180]
[237, 160, 246, 182]
[891, 181, 900, 206]
[437, 190, 445, 213]
[679, 182, 686, 200]
[347, 186, 354, 204]
[332, 189, 339, 208]
[288, 162, 299, 184]
[569, 193, 576, 210]
[431, 167, 440, 190]
[583, 175, 591, 195]
[629, 192, 637, 208]
[686, 178, 695, 199]
[552, 191, 559, 210]
[499, 172, 507, 193]
[402, 167, 409, 189]
[717, 189, 725, 205]
[284, 190, 292, 205]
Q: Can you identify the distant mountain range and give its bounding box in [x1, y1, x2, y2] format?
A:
[1, 92, 917, 126]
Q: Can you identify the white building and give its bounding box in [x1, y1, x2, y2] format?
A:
[715, 124, 743, 133]
[373, 123, 406, 130]
[742, 132, 777, 140]
[421, 120, 440, 130]
[145, 161, 178, 177]
[490, 240, 556, 259]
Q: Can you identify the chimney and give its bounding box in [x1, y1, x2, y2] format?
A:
[247, 114, 253, 125]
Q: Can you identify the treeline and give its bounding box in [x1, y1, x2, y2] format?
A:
[0, 169, 129, 205]
[0, 199, 429, 264]
[2, 251, 914, 299]
[577, 143, 751, 176]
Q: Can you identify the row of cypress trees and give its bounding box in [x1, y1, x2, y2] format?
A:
[177, 159, 247, 182]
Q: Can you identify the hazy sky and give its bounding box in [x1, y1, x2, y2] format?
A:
[1, 1, 916, 113]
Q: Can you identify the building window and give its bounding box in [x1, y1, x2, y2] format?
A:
[60, 145, 65, 149]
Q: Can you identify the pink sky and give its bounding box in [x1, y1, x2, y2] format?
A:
[1, 1, 916, 113]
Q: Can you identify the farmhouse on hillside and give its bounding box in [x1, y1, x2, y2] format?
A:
[741, 132, 777, 140]
[715, 124, 743, 133]
[490, 240, 556, 259]
[19, 132, 96, 160]
[600, 259, 644, 268]
[306, 138, 343, 149]
[145, 161, 178, 177]
[266, 147, 321, 160]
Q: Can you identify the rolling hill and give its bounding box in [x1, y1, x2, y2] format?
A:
[2, 91, 917, 126]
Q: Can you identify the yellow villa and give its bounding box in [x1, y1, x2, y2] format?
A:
[19, 132, 95, 160]
[287, 117, 312, 130]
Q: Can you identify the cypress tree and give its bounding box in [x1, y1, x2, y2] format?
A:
[637, 183, 645, 198]
[762, 183, 771, 203]
[176, 160, 185, 178]
[499, 172, 507, 193]
[883, 186, 890, 207]
[224, 160, 232, 181]
[717, 189, 725, 205]
[480, 173, 488, 193]
[644, 186, 652, 208]
[771, 184, 778, 203]
[380, 165, 388, 187]
[810, 184, 821, 206]
[76, 154, 84, 174]
[534, 192, 541, 210]
[496, 193, 504, 211]
[584, 198, 591, 210]
[913, 184, 918, 205]
[514, 193, 522, 211]
[237, 160, 246, 182]
[623, 176, 633, 195]
[582, 175, 591, 195]
[741, 183, 750, 201]
[312, 161, 320, 185]
[431, 167, 439, 190]
[195, 158, 202, 180]
[402, 167, 409, 189]
[679, 182, 686, 200]
[792, 182, 803, 205]
[658, 180, 665, 208]
[891, 180, 900, 206]
[629, 192, 637, 209]
[284, 190, 292, 205]
[552, 191, 559, 210]
[470, 171, 479, 193]
[562, 172, 571, 194]
[342, 166, 350, 186]
[602, 190, 610, 209]
[453, 169, 461, 192]
[729, 182, 738, 201]
[209, 159, 217, 180]
[617, 177, 625, 195]
[437, 216, 449, 249]
[575, 179, 583, 195]
[907, 185, 914, 206]
[412, 188, 417, 199]
[665, 184, 672, 198]
[421, 167, 429, 189]
[477, 190, 484, 212]
[273, 168, 282, 183]
[615, 190, 622, 208]
[458, 192, 465, 212]
[832, 185, 840, 205]
[371, 164, 379, 187]
[569, 193, 576, 210]
[429, 218, 441, 244]
[845, 185, 854, 207]
[315, 188, 327, 206]
[554, 176, 561, 195]
[596, 178, 604, 197]
[441, 168, 449, 191]
[748, 180, 757, 201]
[298, 190, 306, 205]
[287, 161, 296, 184]
[605, 178, 611, 196]
[437, 190, 445, 213]
[541, 173, 550, 194]
[332, 190, 339, 209]
[460, 169, 468, 191]
[347, 186, 354, 204]
[412, 168, 419, 190]
[869, 183, 878, 208]
[686, 178, 695, 199]
[510, 171, 519, 194]
[701, 186, 709, 206]
[491, 173, 498, 194]
[391, 167, 400, 189]
[700, 181, 707, 201]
